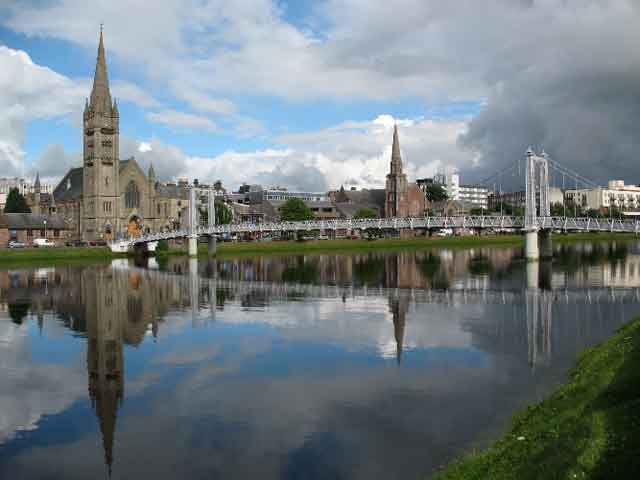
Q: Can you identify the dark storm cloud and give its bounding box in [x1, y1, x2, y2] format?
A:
[458, 1, 640, 185]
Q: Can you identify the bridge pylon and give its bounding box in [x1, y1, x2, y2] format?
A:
[524, 148, 551, 261]
[188, 186, 198, 257]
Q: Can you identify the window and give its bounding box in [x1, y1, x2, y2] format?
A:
[157, 203, 161, 215]
[105, 176, 109, 186]
[40, 230, 45, 236]
[27, 229, 32, 237]
[103, 201, 112, 213]
[125, 181, 140, 209]
[54, 230, 59, 238]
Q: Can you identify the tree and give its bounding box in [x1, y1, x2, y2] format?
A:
[215, 200, 232, 225]
[200, 199, 232, 225]
[4, 188, 31, 213]
[424, 184, 448, 203]
[550, 202, 565, 217]
[279, 198, 314, 221]
[354, 207, 377, 219]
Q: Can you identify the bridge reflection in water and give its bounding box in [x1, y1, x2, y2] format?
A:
[1, 242, 639, 476]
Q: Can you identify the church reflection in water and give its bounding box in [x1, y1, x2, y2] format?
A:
[85, 269, 125, 475]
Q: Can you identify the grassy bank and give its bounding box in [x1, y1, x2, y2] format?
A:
[0, 246, 117, 265]
[434, 317, 640, 480]
[200, 232, 638, 257]
[209, 235, 524, 257]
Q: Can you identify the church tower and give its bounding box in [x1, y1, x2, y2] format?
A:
[82, 28, 119, 241]
[33, 172, 41, 215]
[385, 125, 408, 217]
[86, 268, 124, 476]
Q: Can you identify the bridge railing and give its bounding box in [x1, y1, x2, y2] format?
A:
[110, 215, 640, 249]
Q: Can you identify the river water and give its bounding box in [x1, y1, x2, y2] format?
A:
[1, 240, 640, 479]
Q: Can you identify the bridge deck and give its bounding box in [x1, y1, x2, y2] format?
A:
[110, 216, 640, 251]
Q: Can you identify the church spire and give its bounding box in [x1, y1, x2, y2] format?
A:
[390, 124, 403, 175]
[89, 28, 113, 113]
[34, 172, 41, 193]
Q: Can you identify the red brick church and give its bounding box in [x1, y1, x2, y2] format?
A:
[384, 125, 426, 217]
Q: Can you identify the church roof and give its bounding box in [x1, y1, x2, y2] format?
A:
[89, 30, 113, 113]
[53, 167, 83, 203]
[118, 159, 131, 173]
[0, 213, 69, 230]
[156, 183, 189, 199]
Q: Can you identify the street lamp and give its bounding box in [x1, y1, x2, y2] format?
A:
[43, 219, 47, 239]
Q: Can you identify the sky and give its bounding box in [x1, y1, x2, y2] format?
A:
[1, 0, 639, 192]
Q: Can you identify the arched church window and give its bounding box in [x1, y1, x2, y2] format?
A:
[125, 181, 140, 209]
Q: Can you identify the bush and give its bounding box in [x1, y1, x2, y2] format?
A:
[156, 239, 169, 252]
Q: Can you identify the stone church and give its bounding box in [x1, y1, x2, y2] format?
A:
[53, 31, 187, 241]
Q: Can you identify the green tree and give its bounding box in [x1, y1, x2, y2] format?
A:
[424, 184, 448, 203]
[550, 202, 565, 216]
[215, 199, 232, 224]
[200, 199, 233, 225]
[4, 188, 31, 213]
[354, 207, 377, 219]
[279, 198, 314, 221]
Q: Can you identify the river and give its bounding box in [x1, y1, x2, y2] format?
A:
[1, 240, 639, 479]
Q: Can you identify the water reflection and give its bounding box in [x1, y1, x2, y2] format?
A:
[0, 240, 639, 479]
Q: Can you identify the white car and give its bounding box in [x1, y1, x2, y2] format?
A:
[436, 228, 454, 237]
[33, 238, 56, 247]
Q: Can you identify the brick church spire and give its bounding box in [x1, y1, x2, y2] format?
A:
[385, 124, 408, 217]
[390, 124, 403, 175]
[89, 28, 113, 113]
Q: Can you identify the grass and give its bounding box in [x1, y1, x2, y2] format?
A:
[0, 246, 118, 265]
[208, 235, 524, 257]
[197, 232, 638, 258]
[433, 316, 640, 480]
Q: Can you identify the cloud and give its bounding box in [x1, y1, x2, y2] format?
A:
[459, 1, 640, 185]
[114, 114, 466, 192]
[29, 144, 80, 180]
[0, 321, 86, 445]
[111, 80, 160, 108]
[0, 44, 161, 178]
[176, 89, 236, 116]
[146, 109, 219, 133]
[5, 0, 640, 187]
[0, 45, 85, 176]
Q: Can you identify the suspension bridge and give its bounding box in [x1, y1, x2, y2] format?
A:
[109, 148, 640, 259]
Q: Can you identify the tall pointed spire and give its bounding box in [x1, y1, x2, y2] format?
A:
[34, 172, 41, 192]
[390, 124, 403, 175]
[89, 27, 112, 113]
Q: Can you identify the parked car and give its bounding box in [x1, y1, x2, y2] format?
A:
[435, 228, 454, 237]
[8, 240, 26, 249]
[66, 239, 89, 247]
[33, 238, 56, 247]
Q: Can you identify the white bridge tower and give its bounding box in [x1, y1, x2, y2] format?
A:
[525, 148, 551, 260]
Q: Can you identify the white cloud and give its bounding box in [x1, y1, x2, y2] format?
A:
[0, 44, 161, 177]
[116, 114, 466, 192]
[146, 109, 219, 133]
[0, 45, 85, 176]
[112, 80, 160, 108]
[176, 89, 236, 116]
